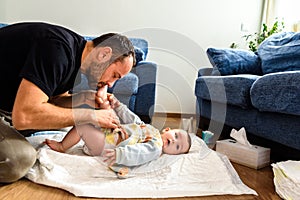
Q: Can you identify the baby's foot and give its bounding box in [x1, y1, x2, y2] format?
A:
[44, 139, 65, 152]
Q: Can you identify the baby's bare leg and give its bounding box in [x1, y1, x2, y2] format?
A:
[77, 124, 106, 156]
[45, 125, 105, 156]
[45, 126, 81, 152]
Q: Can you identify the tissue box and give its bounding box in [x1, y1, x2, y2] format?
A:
[216, 139, 270, 169]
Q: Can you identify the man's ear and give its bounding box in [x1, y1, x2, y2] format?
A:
[97, 47, 112, 62]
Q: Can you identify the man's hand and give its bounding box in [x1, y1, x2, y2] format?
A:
[94, 109, 120, 129]
[102, 149, 116, 166]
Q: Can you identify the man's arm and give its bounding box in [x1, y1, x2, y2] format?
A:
[12, 79, 119, 130]
[49, 90, 104, 109]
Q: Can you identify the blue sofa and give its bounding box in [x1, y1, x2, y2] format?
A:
[0, 23, 157, 123]
[195, 32, 300, 160]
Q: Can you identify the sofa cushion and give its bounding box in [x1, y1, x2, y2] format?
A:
[133, 47, 145, 64]
[250, 71, 300, 116]
[195, 74, 260, 108]
[129, 38, 148, 59]
[258, 32, 300, 74]
[206, 48, 262, 75]
[108, 72, 138, 95]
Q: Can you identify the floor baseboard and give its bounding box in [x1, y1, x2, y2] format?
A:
[153, 112, 196, 119]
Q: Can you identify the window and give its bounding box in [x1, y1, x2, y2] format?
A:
[265, 0, 300, 31]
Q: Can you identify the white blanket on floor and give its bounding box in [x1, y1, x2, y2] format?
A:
[272, 160, 300, 199]
[25, 132, 257, 198]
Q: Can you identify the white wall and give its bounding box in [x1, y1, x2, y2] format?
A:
[0, 0, 263, 115]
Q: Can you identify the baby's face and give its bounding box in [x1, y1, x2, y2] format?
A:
[161, 128, 190, 155]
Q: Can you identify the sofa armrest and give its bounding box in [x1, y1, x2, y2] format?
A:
[198, 67, 213, 77]
[251, 71, 300, 115]
[131, 61, 157, 123]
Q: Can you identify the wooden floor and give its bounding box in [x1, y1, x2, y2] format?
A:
[0, 115, 282, 200]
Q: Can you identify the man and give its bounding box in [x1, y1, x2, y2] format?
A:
[0, 22, 135, 183]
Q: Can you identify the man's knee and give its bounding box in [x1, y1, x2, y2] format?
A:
[0, 118, 36, 183]
[0, 145, 36, 183]
[0, 138, 36, 183]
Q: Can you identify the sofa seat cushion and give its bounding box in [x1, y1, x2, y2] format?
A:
[108, 72, 138, 95]
[195, 74, 259, 108]
[250, 71, 300, 116]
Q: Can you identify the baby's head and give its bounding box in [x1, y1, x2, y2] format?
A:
[160, 128, 191, 155]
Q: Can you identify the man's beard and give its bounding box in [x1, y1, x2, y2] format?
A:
[86, 60, 110, 90]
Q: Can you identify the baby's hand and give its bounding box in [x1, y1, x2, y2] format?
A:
[102, 149, 116, 166]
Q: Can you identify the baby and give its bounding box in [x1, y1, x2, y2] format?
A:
[44, 85, 191, 177]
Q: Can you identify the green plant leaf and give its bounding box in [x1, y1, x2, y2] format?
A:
[240, 19, 285, 51]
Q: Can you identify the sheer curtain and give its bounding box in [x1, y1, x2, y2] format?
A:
[262, 0, 300, 31]
[261, 0, 276, 28]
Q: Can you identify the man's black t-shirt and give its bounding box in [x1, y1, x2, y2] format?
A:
[0, 22, 86, 111]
